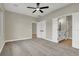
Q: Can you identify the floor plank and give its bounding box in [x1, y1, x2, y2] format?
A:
[59, 39, 72, 47]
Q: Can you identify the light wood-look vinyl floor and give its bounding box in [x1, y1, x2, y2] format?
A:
[0, 38, 79, 56]
[59, 39, 72, 47]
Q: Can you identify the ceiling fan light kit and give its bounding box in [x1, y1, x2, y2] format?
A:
[27, 3, 49, 13]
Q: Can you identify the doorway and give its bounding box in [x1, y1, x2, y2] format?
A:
[32, 23, 37, 38]
[58, 15, 72, 47]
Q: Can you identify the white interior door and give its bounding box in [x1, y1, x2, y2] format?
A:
[37, 20, 46, 39]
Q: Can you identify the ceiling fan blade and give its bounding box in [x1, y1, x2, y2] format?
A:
[40, 6, 49, 9]
[39, 10, 43, 13]
[27, 7, 36, 9]
[37, 3, 40, 7]
[33, 10, 37, 13]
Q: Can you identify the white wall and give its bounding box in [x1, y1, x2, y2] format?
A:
[0, 4, 5, 53]
[72, 13, 79, 49]
[5, 11, 37, 42]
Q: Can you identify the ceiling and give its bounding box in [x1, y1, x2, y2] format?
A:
[4, 3, 70, 18]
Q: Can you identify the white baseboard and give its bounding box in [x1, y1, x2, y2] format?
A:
[45, 38, 53, 41]
[0, 41, 5, 53]
[5, 37, 32, 43]
[0, 37, 32, 53]
[68, 38, 72, 39]
[42, 38, 58, 43]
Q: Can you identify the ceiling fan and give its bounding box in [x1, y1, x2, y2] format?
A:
[27, 3, 49, 13]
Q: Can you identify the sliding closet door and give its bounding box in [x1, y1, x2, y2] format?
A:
[72, 13, 79, 49]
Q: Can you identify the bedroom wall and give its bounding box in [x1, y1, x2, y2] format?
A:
[5, 11, 37, 42]
[72, 12, 79, 49]
[0, 4, 5, 53]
